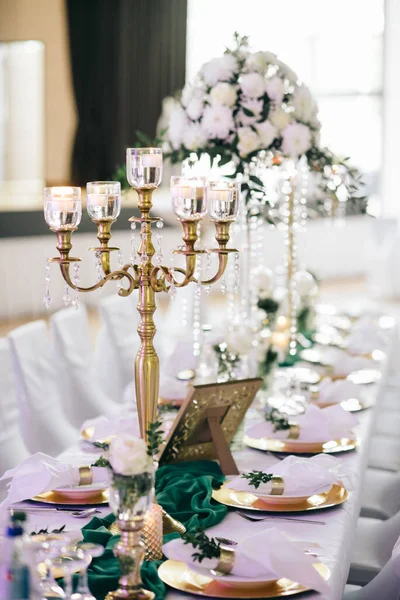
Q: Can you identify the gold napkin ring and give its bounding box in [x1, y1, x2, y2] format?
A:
[78, 466, 93, 486]
[270, 475, 285, 495]
[215, 546, 236, 574]
[288, 424, 300, 440]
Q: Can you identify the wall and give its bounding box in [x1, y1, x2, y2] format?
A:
[0, 0, 77, 184]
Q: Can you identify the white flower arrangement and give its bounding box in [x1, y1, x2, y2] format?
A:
[108, 434, 152, 477]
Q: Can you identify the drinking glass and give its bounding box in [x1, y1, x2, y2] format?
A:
[71, 543, 104, 600]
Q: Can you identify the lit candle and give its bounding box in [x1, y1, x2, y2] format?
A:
[209, 188, 230, 203]
[141, 153, 163, 168]
[171, 183, 205, 200]
[276, 316, 289, 331]
[51, 199, 76, 213]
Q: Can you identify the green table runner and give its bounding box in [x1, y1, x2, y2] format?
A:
[80, 460, 227, 600]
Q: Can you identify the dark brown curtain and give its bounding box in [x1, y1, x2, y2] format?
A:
[66, 0, 187, 184]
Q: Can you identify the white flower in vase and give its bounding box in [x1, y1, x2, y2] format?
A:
[237, 126, 261, 157]
[281, 122, 312, 157]
[269, 108, 292, 131]
[276, 59, 298, 84]
[256, 121, 278, 148]
[109, 434, 152, 476]
[265, 76, 285, 104]
[246, 50, 278, 73]
[168, 106, 189, 150]
[200, 54, 238, 86]
[186, 97, 204, 121]
[292, 85, 316, 122]
[182, 122, 208, 151]
[202, 104, 235, 139]
[239, 72, 266, 98]
[210, 82, 237, 107]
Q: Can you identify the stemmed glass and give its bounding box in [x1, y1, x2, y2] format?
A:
[71, 543, 104, 600]
[57, 549, 88, 599]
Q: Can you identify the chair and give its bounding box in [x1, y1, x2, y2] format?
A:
[8, 321, 77, 455]
[344, 556, 400, 599]
[367, 435, 400, 472]
[0, 338, 29, 496]
[361, 468, 400, 519]
[373, 409, 400, 437]
[349, 511, 400, 585]
[50, 306, 121, 427]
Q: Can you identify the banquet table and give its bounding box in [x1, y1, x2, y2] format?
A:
[14, 321, 398, 600]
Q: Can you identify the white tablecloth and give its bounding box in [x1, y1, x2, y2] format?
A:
[15, 329, 396, 600]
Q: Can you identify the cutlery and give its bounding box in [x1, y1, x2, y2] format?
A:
[237, 511, 325, 525]
[8, 507, 100, 518]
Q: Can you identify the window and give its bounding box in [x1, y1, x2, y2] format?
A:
[186, 0, 384, 205]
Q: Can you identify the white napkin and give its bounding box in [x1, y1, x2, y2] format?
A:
[227, 454, 350, 497]
[0, 453, 109, 515]
[81, 413, 140, 441]
[163, 527, 329, 594]
[317, 378, 361, 404]
[330, 349, 374, 376]
[247, 404, 357, 443]
[347, 329, 386, 355]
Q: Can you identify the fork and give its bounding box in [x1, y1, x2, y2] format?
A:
[237, 511, 325, 525]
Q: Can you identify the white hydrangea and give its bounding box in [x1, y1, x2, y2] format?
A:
[108, 434, 151, 476]
[256, 121, 278, 148]
[237, 126, 261, 157]
[281, 122, 312, 157]
[246, 50, 278, 73]
[210, 82, 237, 107]
[186, 97, 204, 121]
[265, 76, 285, 103]
[182, 122, 207, 151]
[200, 54, 238, 86]
[239, 72, 266, 98]
[269, 108, 292, 131]
[292, 85, 315, 122]
[276, 59, 298, 84]
[168, 106, 189, 150]
[201, 104, 234, 140]
[181, 82, 206, 107]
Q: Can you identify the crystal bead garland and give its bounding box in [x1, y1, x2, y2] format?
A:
[129, 222, 139, 263]
[43, 260, 52, 309]
[117, 250, 123, 290]
[62, 283, 71, 307]
[155, 219, 163, 265]
[95, 251, 102, 282]
[283, 173, 299, 357]
[71, 263, 80, 309]
[192, 255, 202, 357]
[203, 253, 211, 296]
[168, 252, 177, 299]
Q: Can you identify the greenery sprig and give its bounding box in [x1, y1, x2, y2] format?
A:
[213, 342, 240, 380]
[265, 408, 291, 432]
[257, 297, 279, 316]
[182, 530, 221, 563]
[93, 441, 110, 451]
[31, 524, 66, 536]
[258, 346, 279, 380]
[146, 419, 164, 458]
[241, 470, 274, 489]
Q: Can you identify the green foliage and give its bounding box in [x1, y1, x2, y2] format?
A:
[241, 470, 274, 489]
[258, 346, 279, 379]
[257, 297, 279, 315]
[31, 524, 66, 536]
[182, 530, 221, 563]
[213, 342, 240, 380]
[146, 419, 164, 457]
[265, 408, 291, 431]
[92, 456, 111, 468]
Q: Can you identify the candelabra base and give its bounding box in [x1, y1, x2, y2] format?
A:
[105, 588, 155, 600]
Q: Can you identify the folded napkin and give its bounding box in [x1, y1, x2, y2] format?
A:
[226, 454, 351, 497]
[0, 453, 109, 520]
[163, 527, 329, 594]
[330, 349, 374, 376]
[247, 404, 357, 443]
[347, 329, 386, 355]
[317, 378, 361, 404]
[81, 413, 140, 442]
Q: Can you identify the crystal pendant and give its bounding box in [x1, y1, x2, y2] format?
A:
[43, 289, 52, 309]
[62, 284, 71, 307]
[95, 251, 102, 282]
[130, 222, 138, 263]
[43, 261, 52, 309]
[71, 263, 80, 309]
[155, 219, 163, 265]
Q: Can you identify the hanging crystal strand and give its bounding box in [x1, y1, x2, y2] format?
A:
[181, 296, 189, 330]
[238, 182, 250, 322]
[168, 251, 177, 299]
[140, 224, 149, 264]
[298, 156, 309, 229]
[285, 173, 298, 357]
[129, 222, 139, 263]
[155, 219, 163, 265]
[192, 255, 202, 357]
[203, 252, 211, 295]
[195, 223, 203, 298]
[226, 256, 236, 333]
[248, 211, 259, 326]
[71, 263, 80, 309]
[62, 283, 71, 307]
[233, 251, 240, 294]
[43, 260, 52, 309]
[116, 249, 123, 290]
[95, 251, 102, 282]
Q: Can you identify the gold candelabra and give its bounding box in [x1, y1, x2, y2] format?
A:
[44, 150, 239, 442]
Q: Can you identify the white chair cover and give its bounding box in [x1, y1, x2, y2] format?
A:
[0, 338, 29, 496]
[368, 436, 400, 472]
[8, 321, 77, 455]
[344, 557, 400, 599]
[361, 469, 400, 520]
[50, 306, 120, 427]
[374, 409, 400, 437]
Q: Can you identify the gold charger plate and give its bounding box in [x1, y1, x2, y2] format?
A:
[158, 560, 330, 598]
[313, 397, 373, 412]
[212, 482, 348, 512]
[32, 489, 109, 505]
[243, 434, 359, 455]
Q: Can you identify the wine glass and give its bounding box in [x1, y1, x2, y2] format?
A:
[71, 543, 104, 600]
[57, 549, 87, 600]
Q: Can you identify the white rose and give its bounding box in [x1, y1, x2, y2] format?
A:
[210, 82, 237, 107]
[269, 108, 292, 131]
[265, 76, 285, 103]
[240, 72, 266, 98]
[246, 51, 278, 73]
[186, 97, 204, 120]
[201, 104, 234, 139]
[108, 434, 151, 476]
[256, 121, 278, 148]
[292, 85, 315, 122]
[281, 122, 312, 158]
[181, 82, 206, 107]
[277, 59, 298, 84]
[182, 122, 207, 151]
[226, 328, 254, 356]
[168, 106, 189, 149]
[237, 126, 261, 157]
[201, 54, 238, 86]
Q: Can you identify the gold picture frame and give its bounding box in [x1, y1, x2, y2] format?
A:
[158, 378, 262, 475]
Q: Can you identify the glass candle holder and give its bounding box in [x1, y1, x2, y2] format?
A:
[86, 181, 121, 221]
[126, 147, 163, 189]
[170, 176, 208, 221]
[208, 181, 240, 222]
[44, 186, 81, 230]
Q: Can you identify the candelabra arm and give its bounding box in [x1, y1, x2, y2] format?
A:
[198, 252, 229, 285]
[59, 263, 136, 297]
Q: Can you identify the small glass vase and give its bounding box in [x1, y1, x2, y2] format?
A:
[106, 471, 154, 600]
